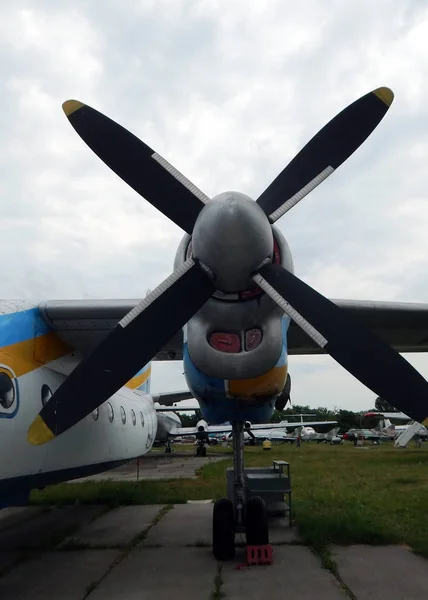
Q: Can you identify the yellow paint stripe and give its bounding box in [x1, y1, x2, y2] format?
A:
[0, 333, 72, 378]
[126, 366, 152, 390]
[1, 331, 150, 391]
[228, 365, 287, 399]
[373, 87, 394, 107]
[62, 99, 84, 116]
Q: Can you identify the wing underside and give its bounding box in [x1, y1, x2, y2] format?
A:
[39, 298, 428, 359]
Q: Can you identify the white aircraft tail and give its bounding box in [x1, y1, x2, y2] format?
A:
[382, 424, 396, 436]
[373, 418, 387, 432]
[325, 427, 340, 439]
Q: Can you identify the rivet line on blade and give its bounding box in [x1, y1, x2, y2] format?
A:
[269, 166, 334, 223]
[119, 258, 195, 328]
[253, 274, 328, 348]
[152, 152, 210, 203]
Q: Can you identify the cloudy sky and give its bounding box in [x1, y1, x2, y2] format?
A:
[1, 0, 428, 411]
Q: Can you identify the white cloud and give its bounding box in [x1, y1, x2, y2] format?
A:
[1, 0, 428, 411]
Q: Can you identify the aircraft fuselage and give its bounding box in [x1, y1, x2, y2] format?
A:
[0, 302, 157, 507]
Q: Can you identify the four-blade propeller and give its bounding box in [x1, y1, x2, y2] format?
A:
[28, 86, 428, 446]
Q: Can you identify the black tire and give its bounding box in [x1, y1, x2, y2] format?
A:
[213, 498, 235, 560]
[245, 496, 269, 546]
[201, 446, 207, 457]
[196, 446, 201, 457]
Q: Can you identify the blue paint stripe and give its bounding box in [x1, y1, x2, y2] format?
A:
[273, 316, 289, 368]
[0, 308, 50, 348]
[134, 362, 151, 376]
[183, 344, 226, 393]
[133, 362, 151, 393]
[199, 396, 274, 424]
[138, 380, 150, 393]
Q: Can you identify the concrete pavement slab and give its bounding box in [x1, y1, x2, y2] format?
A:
[0, 505, 104, 551]
[64, 505, 165, 548]
[0, 552, 21, 576]
[222, 545, 347, 599]
[268, 517, 301, 544]
[143, 503, 212, 547]
[133, 455, 225, 480]
[0, 550, 118, 600]
[0, 507, 43, 531]
[89, 547, 216, 600]
[332, 544, 428, 599]
[144, 504, 300, 548]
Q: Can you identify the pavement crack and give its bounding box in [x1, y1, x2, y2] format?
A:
[312, 546, 357, 600]
[211, 563, 225, 600]
[81, 504, 173, 599]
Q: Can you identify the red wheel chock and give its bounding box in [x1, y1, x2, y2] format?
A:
[236, 545, 273, 569]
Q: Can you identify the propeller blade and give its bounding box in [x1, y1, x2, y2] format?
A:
[28, 259, 215, 445]
[62, 100, 209, 234]
[254, 263, 428, 425]
[256, 87, 394, 222]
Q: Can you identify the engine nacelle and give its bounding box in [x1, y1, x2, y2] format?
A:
[174, 226, 294, 380]
[197, 419, 208, 433]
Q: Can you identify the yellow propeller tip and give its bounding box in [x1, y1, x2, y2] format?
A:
[62, 99, 84, 116]
[422, 417, 428, 428]
[373, 87, 394, 107]
[27, 415, 55, 446]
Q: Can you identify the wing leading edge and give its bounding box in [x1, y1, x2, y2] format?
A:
[167, 420, 338, 437]
[39, 298, 428, 358]
[38, 300, 183, 360]
[287, 299, 428, 354]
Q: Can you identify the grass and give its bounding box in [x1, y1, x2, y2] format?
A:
[29, 442, 428, 559]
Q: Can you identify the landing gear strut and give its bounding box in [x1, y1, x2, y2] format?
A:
[212, 420, 269, 560]
[165, 439, 173, 454]
[196, 438, 207, 457]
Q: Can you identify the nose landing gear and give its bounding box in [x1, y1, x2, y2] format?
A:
[212, 421, 269, 561]
[196, 443, 207, 457]
[196, 437, 207, 457]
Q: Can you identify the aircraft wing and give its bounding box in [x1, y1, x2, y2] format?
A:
[274, 420, 338, 428]
[364, 411, 410, 420]
[39, 298, 428, 359]
[167, 420, 337, 437]
[38, 300, 183, 360]
[168, 425, 233, 436]
[288, 300, 428, 354]
[151, 392, 194, 405]
[155, 402, 200, 412]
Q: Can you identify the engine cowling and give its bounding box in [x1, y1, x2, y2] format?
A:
[174, 225, 294, 381]
[197, 419, 208, 433]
